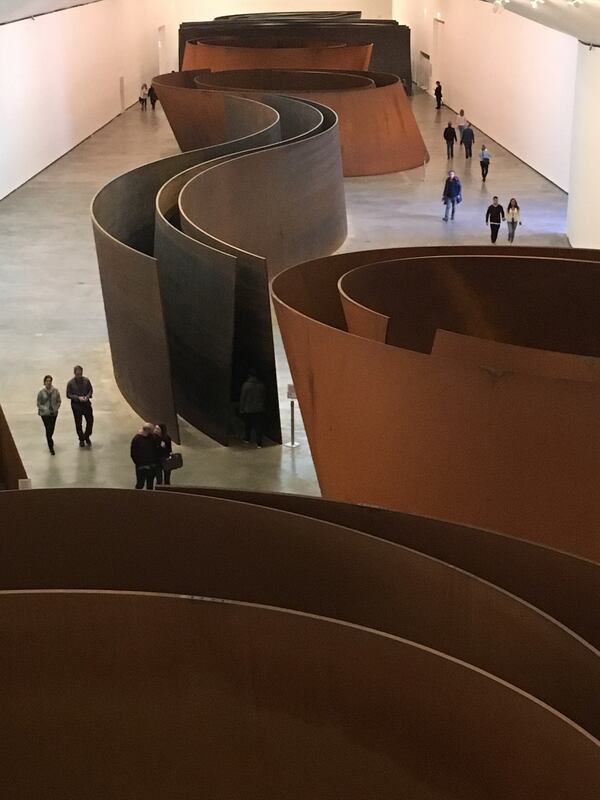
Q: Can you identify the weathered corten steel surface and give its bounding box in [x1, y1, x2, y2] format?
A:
[151, 74, 281, 151]
[91, 93, 281, 444]
[163, 486, 600, 651]
[178, 102, 347, 274]
[152, 92, 343, 442]
[193, 68, 428, 175]
[0, 405, 26, 490]
[2, 591, 600, 797]
[178, 17, 413, 90]
[272, 245, 600, 558]
[182, 38, 373, 72]
[94, 81, 347, 444]
[2, 488, 599, 737]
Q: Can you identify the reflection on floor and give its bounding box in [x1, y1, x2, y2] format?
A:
[0, 90, 568, 492]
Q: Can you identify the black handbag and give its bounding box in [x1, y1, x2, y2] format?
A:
[162, 452, 183, 471]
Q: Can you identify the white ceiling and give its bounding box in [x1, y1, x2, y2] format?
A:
[482, 0, 600, 44]
[0, 0, 100, 25]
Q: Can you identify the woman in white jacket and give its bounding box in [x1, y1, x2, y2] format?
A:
[506, 198, 522, 243]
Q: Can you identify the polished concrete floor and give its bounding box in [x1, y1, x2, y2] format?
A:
[0, 90, 569, 492]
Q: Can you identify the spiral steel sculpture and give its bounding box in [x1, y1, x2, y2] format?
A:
[271, 245, 600, 555]
[0, 486, 598, 797]
[92, 88, 346, 445]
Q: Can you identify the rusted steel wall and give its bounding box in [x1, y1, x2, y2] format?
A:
[182, 39, 373, 72]
[192, 68, 428, 175]
[0, 488, 599, 797]
[93, 83, 347, 444]
[178, 17, 413, 90]
[272, 246, 600, 558]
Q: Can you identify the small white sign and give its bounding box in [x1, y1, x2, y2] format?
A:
[287, 384, 297, 400]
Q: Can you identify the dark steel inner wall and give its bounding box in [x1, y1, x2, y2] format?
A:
[91, 93, 282, 444]
[4, 590, 599, 798]
[179, 17, 413, 91]
[178, 101, 346, 273]
[272, 245, 600, 555]
[93, 82, 348, 445]
[0, 405, 27, 490]
[163, 486, 600, 652]
[339, 254, 600, 354]
[194, 68, 375, 90]
[2, 488, 598, 739]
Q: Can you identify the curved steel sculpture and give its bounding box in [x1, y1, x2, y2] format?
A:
[189, 68, 428, 176]
[271, 245, 600, 557]
[0, 487, 599, 797]
[182, 38, 373, 72]
[0, 486, 598, 738]
[92, 87, 346, 445]
[179, 16, 413, 91]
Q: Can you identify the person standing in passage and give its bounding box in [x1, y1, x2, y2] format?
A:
[485, 196, 505, 243]
[443, 122, 457, 159]
[434, 81, 443, 109]
[148, 84, 158, 110]
[240, 370, 266, 448]
[131, 423, 158, 489]
[461, 123, 475, 159]
[456, 109, 466, 143]
[139, 83, 148, 110]
[154, 423, 172, 485]
[36, 375, 61, 455]
[66, 365, 93, 447]
[506, 198, 522, 243]
[479, 145, 491, 182]
[442, 170, 462, 222]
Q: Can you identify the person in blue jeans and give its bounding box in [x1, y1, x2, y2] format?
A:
[442, 170, 462, 222]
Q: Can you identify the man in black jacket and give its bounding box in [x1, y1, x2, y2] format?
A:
[485, 196, 505, 243]
[66, 365, 93, 447]
[434, 81, 443, 109]
[443, 122, 457, 159]
[130, 423, 159, 489]
[442, 171, 462, 222]
[461, 122, 475, 159]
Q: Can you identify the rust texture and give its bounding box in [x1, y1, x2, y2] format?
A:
[182, 38, 373, 72]
[3, 590, 599, 798]
[272, 245, 600, 559]
[192, 68, 429, 175]
[162, 486, 600, 650]
[0, 487, 599, 797]
[2, 487, 599, 735]
[178, 16, 413, 90]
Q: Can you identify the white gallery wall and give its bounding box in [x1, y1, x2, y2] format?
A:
[393, 0, 577, 190]
[0, 0, 393, 200]
[0, 0, 577, 199]
[0, 0, 170, 200]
